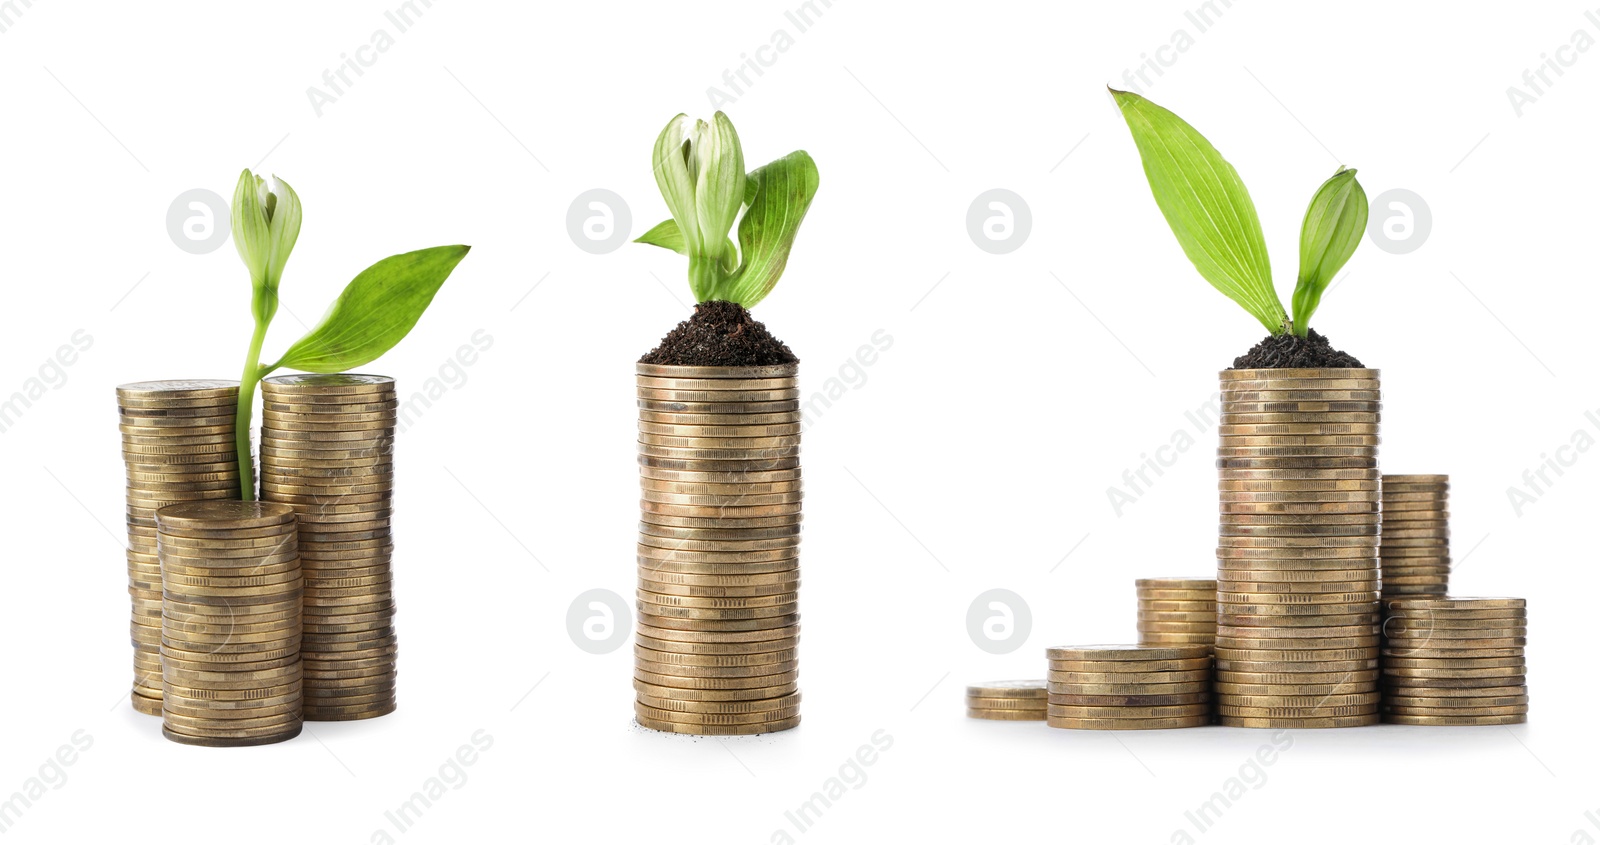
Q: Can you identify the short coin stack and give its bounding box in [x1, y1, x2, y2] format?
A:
[259, 373, 398, 721]
[1045, 645, 1212, 730]
[157, 501, 302, 746]
[118, 379, 243, 716]
[1381, 597, 1528, 725]
[1136, 577, 1218, 652]
[965, 680, 1047, 721]
[1379, 474, 1451, 597]
[1215, 368, 1383, 728]
[634, 363, 802, 735]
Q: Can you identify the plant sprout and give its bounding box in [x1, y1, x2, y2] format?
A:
[229, 169, 469, 500]
[635, 112, 819, 308]
[1110, 89, 1368, 338]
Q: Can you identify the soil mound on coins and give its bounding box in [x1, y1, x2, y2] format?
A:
[640, 300, 799, 367]
[1231, 329, 1364, 369]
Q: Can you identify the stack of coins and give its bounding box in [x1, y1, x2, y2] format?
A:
[1136, 577, 1217, 651]
[1044, 645, 1212, 730]
[118, 379, 244, 716]
[259, 374, 398, 721]
[634, 363, 801, 735]
[1382, 597, 1528, 725]
[966, 680, 1047, 721]
[1379, 474, 1450, 597]
[1215, 368, 1383, 728]
[157, 501, 302, 746]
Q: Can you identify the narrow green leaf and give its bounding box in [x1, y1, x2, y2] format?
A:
[271, 245, 470, 373]
[719, 150, 819, 308]
[1291, 167, 1368, 336]
[635, 218, 687, 254]
[637, 217, 739, 273]
[1109, 89, 1286, 333]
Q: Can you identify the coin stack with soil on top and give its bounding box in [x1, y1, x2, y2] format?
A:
[157, 501, 303, 746]
[1381, 597, 1528, 725]
[1136, 578, 1218, 652]
[259, 374, 398, 721]
[1379, 474, 1451, 597]
[1045, 645, 1212, 729]
[1215, 367, 1383, 728]
[966, 680, 1048, 721]
[118, 379, 244, 717]
[632, 304, 804, 735]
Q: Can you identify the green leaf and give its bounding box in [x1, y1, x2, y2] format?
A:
[718, 150, 819, 308]
[1291, 167, 1368, 337]
[1109, 89, 1286, 333]
[635, 218, 687, 254]
[270, 245, 470, 373]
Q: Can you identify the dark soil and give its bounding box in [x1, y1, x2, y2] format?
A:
[640, 300, 799, 366]
[1231, 329, 1364, 369]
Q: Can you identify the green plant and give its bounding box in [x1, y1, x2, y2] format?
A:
[229, 170, 469, 499]
[1110, 89, 1368, 338]
[635, 111, 819, 308]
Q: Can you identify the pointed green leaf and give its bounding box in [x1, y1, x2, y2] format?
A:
[1110, 89, 1286, 333]
[1291, 167, 1368, 336]
[635, 218, 687, 254]
[718, 150, 819, 308]
[271, 245, 470, 373]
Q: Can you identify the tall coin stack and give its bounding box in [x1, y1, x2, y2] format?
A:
[118, 379, 244, 716]
[1136, 577, 1218, 652]
[1381, 597, 1528, 725]
[634, 363, 802, 735]
[259, 374, 399, 721]
[965, 680, 1047, 721]
[1379, 474, 1450, 597]
[1045, 645, 1212, 730]
[157, 501, 302, 746]
[1215, 368, 1383, 728]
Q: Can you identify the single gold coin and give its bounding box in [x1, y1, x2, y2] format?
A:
[1044, 714, 1209, 730]
[1045, 644, 1209, 662]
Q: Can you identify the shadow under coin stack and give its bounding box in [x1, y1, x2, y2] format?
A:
[633, 363, 802, 735]
[259, 374, 399, 721]
[965, 680, 1047, 721]
[1215, 368, 1383, 728]
[1136, 578, 1218, 652]
[1381, 597, 1528, 725]
[1044, 645, 1212, 730]
[1379, 474, 1451, 597]
[157, 501, 302, 746]
[118, 379, 244, 717]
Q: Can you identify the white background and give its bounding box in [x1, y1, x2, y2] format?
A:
[1, 0, 1595, 842]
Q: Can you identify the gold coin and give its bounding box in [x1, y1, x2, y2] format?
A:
[1047, 703, 1210, 719]
[1048, 669, 1211, 685]
[1045, 644, 1209, 661]
[1218, 704, 1377, 718]
[1048, 658, 1214, 672]
[1045, 714, 1209, 730]
[1382, 713, 1525, 726]
[1386, 597, 1525, 611]
[1134, 578, 1215, 589]
[1216, 691, 1379, 706]
[1047, 692, 1210, 706]
[1216, 646, 1378, 662]
[1217, 669, 1379, 684]
[1047, 681, 1210, 695]
[634, 713, 800, 735]
[1382, 694, 1528, 708]
[1217, 658, 1376, 673]
[636, 363, 798, 379]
